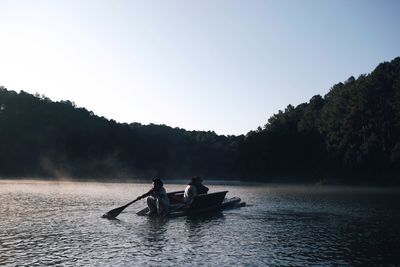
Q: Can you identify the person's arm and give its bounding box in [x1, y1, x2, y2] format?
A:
[138, 188, 153, 200]
[184, 185, 196, 204]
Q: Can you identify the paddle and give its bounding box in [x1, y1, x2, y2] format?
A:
[102, 197, 141, 219]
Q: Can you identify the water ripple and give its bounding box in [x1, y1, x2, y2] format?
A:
[1, 181, 400, 266]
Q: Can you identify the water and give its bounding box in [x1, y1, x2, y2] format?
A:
[1, 180, 399, 266]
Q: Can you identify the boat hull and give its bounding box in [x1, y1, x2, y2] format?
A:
[136, 191, 245, 217]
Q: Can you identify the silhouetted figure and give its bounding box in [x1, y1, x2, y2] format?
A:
[184, 176, 209, 204]
[138, 178, 169, 215]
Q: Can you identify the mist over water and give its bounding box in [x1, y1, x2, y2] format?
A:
[1, 180, 399, 266]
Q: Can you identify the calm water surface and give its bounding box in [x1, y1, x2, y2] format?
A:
[0, 180, 399, 266]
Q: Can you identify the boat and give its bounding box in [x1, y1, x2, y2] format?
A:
[136, 190, 246, 217]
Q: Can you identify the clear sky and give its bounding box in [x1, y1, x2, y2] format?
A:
[1, 0, 399, 135]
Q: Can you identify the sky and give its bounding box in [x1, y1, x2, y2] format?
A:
[0, 0, 399, 135]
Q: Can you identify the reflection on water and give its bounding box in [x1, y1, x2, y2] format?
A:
[1, 180, 399, 266]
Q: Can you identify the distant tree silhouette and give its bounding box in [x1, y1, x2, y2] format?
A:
[0, 57, 399, 184]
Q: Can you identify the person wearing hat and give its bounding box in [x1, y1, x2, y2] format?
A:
[183, 176, 209, 205]
[138, 178, 169, 215]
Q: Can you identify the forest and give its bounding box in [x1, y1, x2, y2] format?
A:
[1, 57, 399, 184]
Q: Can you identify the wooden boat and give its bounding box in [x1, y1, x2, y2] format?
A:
[136, 190, 246, 217]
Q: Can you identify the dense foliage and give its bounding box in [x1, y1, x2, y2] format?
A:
[0, 89, 242, 179]
[239, 57, 400, 184]
[1, 57, 399, 183]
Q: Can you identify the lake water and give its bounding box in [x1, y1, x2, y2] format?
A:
[0, 180, 399, 266]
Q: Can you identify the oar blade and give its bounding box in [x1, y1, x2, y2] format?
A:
[102, 205, 126, 219]
[102, 198, 140, 219]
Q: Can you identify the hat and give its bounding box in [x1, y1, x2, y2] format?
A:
[152, 178, 163, 187]
[190, 176, 203, 182]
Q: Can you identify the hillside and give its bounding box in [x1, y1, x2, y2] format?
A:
[0, 89, 241, 179]
[1, 57, 399, 183]
[239, 57, 400, 184]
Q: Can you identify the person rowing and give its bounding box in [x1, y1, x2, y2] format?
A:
[183, 176, 209, 205]
[138, 178, 170, 215]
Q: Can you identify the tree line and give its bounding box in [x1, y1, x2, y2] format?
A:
[1, 57, 399, 184]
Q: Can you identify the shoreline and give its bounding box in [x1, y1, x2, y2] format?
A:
[1, 176, 399, 188]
